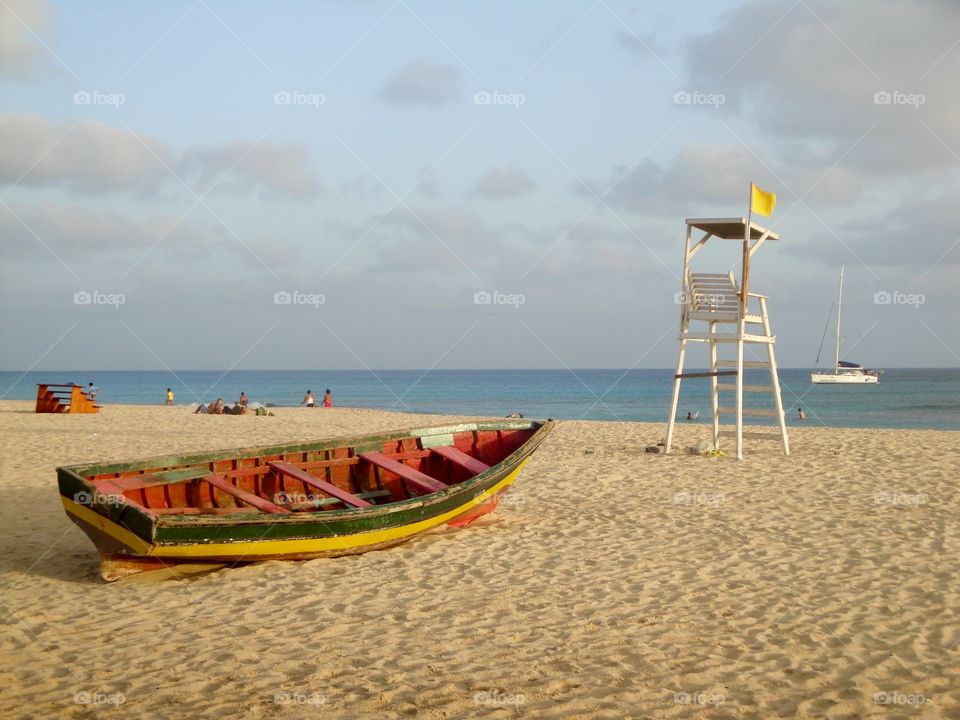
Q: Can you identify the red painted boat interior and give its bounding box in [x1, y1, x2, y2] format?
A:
[83, 428, 535, 515]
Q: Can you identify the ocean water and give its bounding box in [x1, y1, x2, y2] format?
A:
[4, 369, 959, 430]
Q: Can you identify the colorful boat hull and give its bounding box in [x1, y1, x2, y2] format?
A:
[57, 420, 553, 580]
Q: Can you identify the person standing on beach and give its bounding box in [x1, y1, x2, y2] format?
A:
[238, 392, 248, 407]
[86, 382, 98, 400]
[165, 388, 174, 406]
[302, 390, 316, 407]
[798, 407, 805, 421]
[323, 389, 332, 408]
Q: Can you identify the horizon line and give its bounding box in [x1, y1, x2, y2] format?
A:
[1, 366, 955, 373]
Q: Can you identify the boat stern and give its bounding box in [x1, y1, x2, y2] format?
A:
[58, 467, 157, 572]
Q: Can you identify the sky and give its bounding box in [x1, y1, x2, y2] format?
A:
[1, 0, 958, 371]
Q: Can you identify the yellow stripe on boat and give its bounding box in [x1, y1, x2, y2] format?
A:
[60, 497, 153, 554]
[62, 460, 526, 560]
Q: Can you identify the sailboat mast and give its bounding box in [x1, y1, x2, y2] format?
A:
[834, 264, 844, 371]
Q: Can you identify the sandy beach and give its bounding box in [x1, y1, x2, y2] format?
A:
[0, 400, 957, 719]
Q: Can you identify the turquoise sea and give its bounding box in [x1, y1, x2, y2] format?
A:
[3, 369, 959, 430]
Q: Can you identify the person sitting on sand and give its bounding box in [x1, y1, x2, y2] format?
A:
[238, 392, 248, 407]
[302, 390, 316, 407]
[213, 398, 224, 415]
[165, 388, 174, 406]
[323, 389, 332, 408]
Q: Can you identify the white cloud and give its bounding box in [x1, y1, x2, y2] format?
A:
[377, 60, 461, 107]
[178, 140, 322, 198]
[470, 165, 537, 200]
[797, 192, 960, 269]
[587, 144, 771, 213]
[326, 205, 510, 277]
[614, 30, 664, 61]
[684, 0, 960, 175]
[2, 201, 151, 259]
[414, 166, 440, 199]
[0, 0, 54, 79]
[0, 114, 172, 194]
[0, 200, 303, 269]
[0, 113, 322, 199]
[338, 173, 388, 199]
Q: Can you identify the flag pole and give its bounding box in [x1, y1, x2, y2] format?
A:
[735, 183, 753, 460]
[742, 183, 752, 312]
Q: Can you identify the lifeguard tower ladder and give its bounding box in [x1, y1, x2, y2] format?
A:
[664, 218, 789, 459]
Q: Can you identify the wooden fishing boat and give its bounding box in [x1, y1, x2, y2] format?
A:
[58, 419, 554, 581]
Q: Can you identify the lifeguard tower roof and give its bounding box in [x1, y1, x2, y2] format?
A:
[686, 217, 779, 241]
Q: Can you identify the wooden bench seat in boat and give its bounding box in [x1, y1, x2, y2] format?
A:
[150, 489, 392, 515]
[288, 488, 390, 509]
[429, 446, 491, 476]
[109, 466, 210, 492]
[202, 474, 289, 514]
[359, 451, 447, 494]
[268, 461, 372, 508]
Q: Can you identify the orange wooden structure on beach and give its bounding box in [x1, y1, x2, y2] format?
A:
[35, 384, 101, 414]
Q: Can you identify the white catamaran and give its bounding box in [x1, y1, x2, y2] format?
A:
[811, 265, 882, 384]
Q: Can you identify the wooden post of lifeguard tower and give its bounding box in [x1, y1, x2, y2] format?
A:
[664, 215, 789, 459]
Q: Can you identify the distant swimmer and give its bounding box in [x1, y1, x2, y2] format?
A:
[798, 407, 806, 421]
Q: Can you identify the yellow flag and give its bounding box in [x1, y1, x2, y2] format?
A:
[750, 183, 776, 217]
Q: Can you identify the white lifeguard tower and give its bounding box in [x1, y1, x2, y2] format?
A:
[664, 216, 790, 459]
